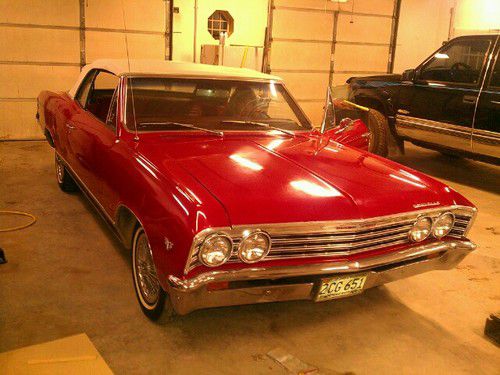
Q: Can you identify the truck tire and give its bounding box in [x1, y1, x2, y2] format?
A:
[366, 109, 389, 157]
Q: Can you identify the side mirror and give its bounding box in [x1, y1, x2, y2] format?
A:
[402, 69, 416, 82]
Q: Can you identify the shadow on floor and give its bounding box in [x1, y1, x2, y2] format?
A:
[391, 145, 500, 195]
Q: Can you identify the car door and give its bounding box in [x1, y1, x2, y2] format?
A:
[397, 36, 495, 153]
[66, 70, 96, 176]
[67, 70, 121, 213]
[473, 36, 500, 159]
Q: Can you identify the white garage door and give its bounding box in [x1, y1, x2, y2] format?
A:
[266, 0, 400, 125]
[0, 0, 171, 140]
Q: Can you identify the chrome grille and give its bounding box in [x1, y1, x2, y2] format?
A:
[449, 214, 472, 238]
[185, 206, 476, 274]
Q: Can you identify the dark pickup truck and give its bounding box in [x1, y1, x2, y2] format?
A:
[347, 34, 499, 163]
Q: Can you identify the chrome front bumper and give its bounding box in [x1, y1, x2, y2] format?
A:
[167, 239, 475, 315]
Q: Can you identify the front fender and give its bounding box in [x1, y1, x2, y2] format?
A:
[325, 119, 370, 151]
[115, 150, 231, 290]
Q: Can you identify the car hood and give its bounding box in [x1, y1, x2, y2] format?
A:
[348, 74, 402, 84]
[138, 133, 457, 226]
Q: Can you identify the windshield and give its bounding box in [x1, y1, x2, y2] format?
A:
[125, 77, 312, 132]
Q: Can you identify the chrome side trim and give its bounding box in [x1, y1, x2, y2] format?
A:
[473, 128, 500, 140]
[396, 115, 471, 137]
[184, 205, 477, 274]
[395, 114, 472, 152]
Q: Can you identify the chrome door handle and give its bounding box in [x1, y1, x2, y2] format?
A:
[462, 95, 477, 104]
[65, 123, 76, 130]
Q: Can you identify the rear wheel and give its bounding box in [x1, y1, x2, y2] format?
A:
[132, 226, 173, 320]
[55, 154, 78, 192]
[366, 109, 389, 157]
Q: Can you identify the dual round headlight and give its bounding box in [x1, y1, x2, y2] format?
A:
[198, 230, 271, 267]
[408, 212, 455, 242]
[432, 212, 455, 239]
[238, 230, 271, 263]
[198, 233, 233, 267]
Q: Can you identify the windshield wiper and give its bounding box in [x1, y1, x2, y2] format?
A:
[220, 120, 296, 137]
[139, 122, 223, 137]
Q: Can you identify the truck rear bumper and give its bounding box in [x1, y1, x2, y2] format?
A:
[167, 239, 475, 315]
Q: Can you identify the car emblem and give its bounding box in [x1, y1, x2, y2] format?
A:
[164, 238, 174, 251]
[413, 201, 440, 209]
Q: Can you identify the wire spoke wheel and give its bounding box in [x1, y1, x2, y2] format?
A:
[134, 230, 160, 306]
[54, 153, 78, 192]
[131, 227, 170, 320]
[55, 155, 64, 184]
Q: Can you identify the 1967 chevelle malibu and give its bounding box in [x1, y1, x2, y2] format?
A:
[38, 59, 477, 320]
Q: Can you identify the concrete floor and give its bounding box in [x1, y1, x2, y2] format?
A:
[0, 141, 499, 374]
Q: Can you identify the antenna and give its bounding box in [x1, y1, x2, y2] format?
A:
[120, 0, 139, 141]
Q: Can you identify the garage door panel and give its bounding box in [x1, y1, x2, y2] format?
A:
[85, 0, 165, 32]
[336, 14, 392, 44]
[280, 72, 329, 101]
[296, 101, 324, 127]
[0, 101, 39, 140]
[272, 42, 331, 70]
[274, 0, 393, 16]
[273, 10, 333, 40]
[0, 27, 79, 63]
[274, 0, 334, 10]
[331, 73, 356, 88]
[0, 0, 79, 26]
[337, 0, 394, 15]
[334, 44, 389, 72]
[85, 32, 164, 61]
[0, 66, 79, 98]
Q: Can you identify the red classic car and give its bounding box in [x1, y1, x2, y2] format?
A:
[37, 59, 477, 320]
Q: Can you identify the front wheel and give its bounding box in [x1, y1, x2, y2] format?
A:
[132, 227, 172, 320]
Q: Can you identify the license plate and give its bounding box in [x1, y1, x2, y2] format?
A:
[315, 275, 367, 302]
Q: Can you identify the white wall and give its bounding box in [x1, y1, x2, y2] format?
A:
[452, 0, 500, 36]
[394, 0, 500, 73]
[0, 0, 168, 140]
[172, 0, 268, 62]
[393, 0, 452, 73]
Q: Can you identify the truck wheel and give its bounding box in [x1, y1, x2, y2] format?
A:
[132, 226, 174, 321]
[366, 109, 389, 157]
[55, 154, 78, 192]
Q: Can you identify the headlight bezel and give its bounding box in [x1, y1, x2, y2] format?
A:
[237, 230, 272, 264]
[408, 215, 433, 242]
[432, 212, 455, 239]
[198, 232, 233, 267]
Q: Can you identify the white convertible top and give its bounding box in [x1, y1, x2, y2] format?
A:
[68, 59, 281, 98]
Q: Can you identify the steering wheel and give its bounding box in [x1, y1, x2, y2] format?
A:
[240, 97, 272, 119]
[449, 62, 473, 82]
